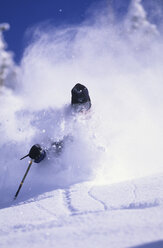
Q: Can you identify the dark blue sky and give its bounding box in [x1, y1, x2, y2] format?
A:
[0, 0, 131, 63]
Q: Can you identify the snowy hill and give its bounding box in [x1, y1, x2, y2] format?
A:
[0, 174, 163, 248]
[1, 0, 163, 247]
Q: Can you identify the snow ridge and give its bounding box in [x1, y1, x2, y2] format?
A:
[88, 188, 108, 211]
[63, 189, 79, 216]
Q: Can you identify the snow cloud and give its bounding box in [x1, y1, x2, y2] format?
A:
[0, 0, 163, 206]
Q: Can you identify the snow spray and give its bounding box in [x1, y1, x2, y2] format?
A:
[0, 0, 163, 207]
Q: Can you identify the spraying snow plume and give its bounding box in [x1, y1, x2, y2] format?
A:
[0, 23, 18, 89]
[125, 0, 159, 35]
[0, 0, 163, 206]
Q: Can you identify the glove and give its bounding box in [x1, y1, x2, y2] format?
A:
[51, 140, 64, 154]
[29, 144, 46, 163]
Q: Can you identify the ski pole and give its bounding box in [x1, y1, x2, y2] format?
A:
[14, 160, 33, 200]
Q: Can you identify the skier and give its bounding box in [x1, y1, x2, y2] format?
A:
[23, 83, 91, 163]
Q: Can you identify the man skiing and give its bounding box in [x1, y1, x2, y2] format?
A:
[22, 83, 91, 163]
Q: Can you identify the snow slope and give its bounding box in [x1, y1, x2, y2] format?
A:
[0, 174, 163, 248]
[1, 1, 163, 247]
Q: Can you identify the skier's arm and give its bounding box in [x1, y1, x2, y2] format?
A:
[29, 144, 46, 163]
[28, 135, 73, 163]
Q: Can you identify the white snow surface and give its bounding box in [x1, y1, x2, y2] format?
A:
[0, 175, 163, 248]
[1, 1, 163, 247]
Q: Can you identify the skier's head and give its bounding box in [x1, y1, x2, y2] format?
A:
[71, 83, 91, 112]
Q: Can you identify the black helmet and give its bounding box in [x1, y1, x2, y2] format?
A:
[71, 83, 91, 112]
[71, 83, 91, 104]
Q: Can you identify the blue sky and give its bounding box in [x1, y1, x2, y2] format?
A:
[0, 0, 131, 63]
